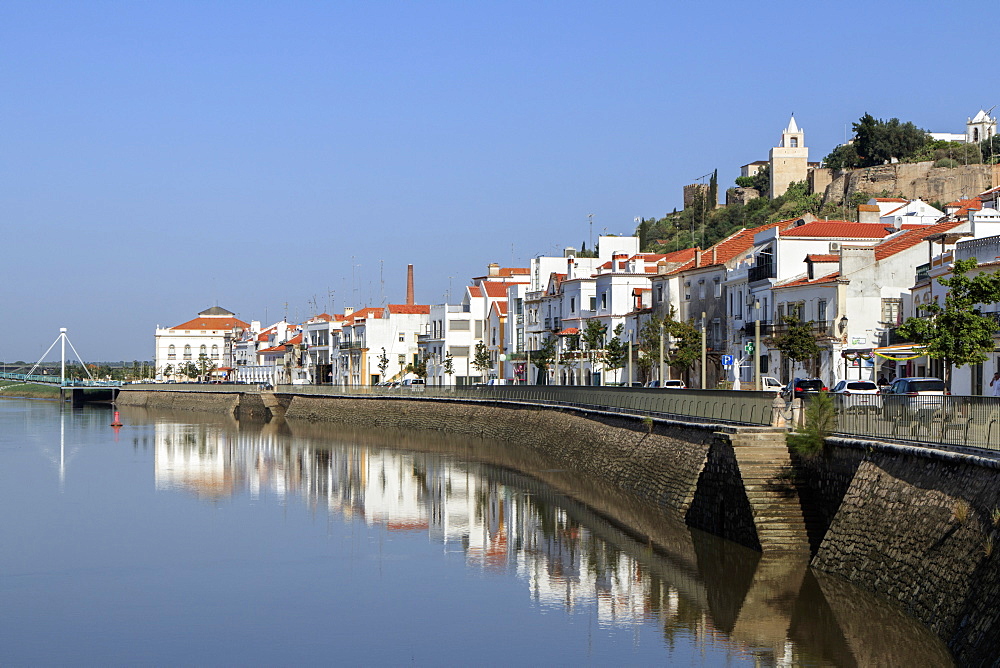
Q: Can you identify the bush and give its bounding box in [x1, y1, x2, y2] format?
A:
[934, 158, 959, 168]
[787, 391, 835, 456]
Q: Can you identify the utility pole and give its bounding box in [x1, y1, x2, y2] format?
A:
[701, 312, 707, 389]
[659, 320, 665, 385]
[754, 305, 762, 392]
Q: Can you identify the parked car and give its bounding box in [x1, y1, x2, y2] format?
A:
[781, 377, 827, 400]
[831, 379, 881, 413]
[881, 377, 947, 418]
[402, 378, 425, 390]
[646, 379, 686, 389]
[761, 376, 782, 390]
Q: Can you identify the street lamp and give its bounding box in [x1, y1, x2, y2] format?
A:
[839, 315, 849, 335]
[754, 300, 761, 391]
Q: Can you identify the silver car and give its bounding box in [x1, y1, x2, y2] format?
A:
[881, 377, 947, 418]
[831, 380, 881, 413]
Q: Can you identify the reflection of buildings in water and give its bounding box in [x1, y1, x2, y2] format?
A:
[150, 422, 947, 666]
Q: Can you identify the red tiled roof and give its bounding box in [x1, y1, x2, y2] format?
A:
[468, 286, 482, 298]
[286, 333, 302, 345]
[775, 271, 841, 289]
[171, 316, 249, 331]
[947, 198, 982, 208]
[857, 204, 880, 212]
[874, 198, 908, 203]
[557, 327, 579, 335]
[387, 304, 431, 315]
[482, 281, 525, 298]
[780, 222, 892, 239]
[806, 254, 839, 262]
[342, 307, 384, 323]
[874, 219, 965, 261]
[491, 302, 508, 316]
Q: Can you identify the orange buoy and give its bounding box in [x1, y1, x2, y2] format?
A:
[110, 410, 123, 427]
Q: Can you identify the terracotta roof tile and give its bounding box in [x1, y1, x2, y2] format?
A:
[874, 219, 965, 261]
[557, 327, 579, 335]
[780, 221, 892, 239]
[857, 204, 880, 212]
[874, 198, 908, 203]
[806, 254, 839, 262]
[482, 281, 525, 298]
[171, 316, 249, 331]
[387, 304, 431, 315]
[775, 271, 841, 289]
[468, 286, 482, 298]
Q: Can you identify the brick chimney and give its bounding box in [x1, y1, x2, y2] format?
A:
[406, 264, 414, 305]
[488, 262, 500, 277]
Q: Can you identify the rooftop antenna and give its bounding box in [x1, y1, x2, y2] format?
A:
[379, 259, 385, 305]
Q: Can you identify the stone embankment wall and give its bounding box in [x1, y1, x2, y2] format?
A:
[117, 389, 241, 414]
[823, 162, 1000, 205]
[284, 395, 715, 522]
[795, 439, 1000, 666]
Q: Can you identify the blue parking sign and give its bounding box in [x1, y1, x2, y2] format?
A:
[721, 354, 734, 367]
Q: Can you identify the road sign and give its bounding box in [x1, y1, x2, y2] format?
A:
[744, 342, 754, 354]
[721, 354, 734, 367]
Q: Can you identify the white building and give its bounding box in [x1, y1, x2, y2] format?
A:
[154, 307, 248, 380]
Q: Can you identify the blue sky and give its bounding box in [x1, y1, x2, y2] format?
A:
[0, 0, 987, 361]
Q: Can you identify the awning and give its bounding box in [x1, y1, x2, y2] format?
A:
[871, 343, 928, 361]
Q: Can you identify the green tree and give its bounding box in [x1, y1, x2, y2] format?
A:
[896, 258, 1000, 389]
[773, 316, 820, 376]
[750, 163, 770, 195]
[443, 352, 455, 377]
[471, 341, 492, 378]
[197, 353, 216, 381]
[404, 359, 427, 379]
[638, 310, 699, 377]
[852, 113, 929, 167]
[377, 347, 390, 380]
[604, 324, 628, 383]
[581, 320, 607, 384]
[531, 336, 557, 384]
[822, 142, 860, 170]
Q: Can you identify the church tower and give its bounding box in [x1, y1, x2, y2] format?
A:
[769, 115, 808, 199]
[967, 109, 997, 144]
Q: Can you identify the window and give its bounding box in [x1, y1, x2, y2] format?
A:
[714, 280, 721, 298]
[818, 300, 827, 323]
[399, 334, 405, 342]
[570, 297, 575, 313]
[656, 286, 663, 303]
[790, 137, 798, 147]
[199, 344, 207, 357]
[881, 298, 902, 325]
[211, 345, 219, 360]
[167, 345, 176, 360]
[589, 296, 596, 311]
[183, 345, 192, 360]
[601, 292, 607, 309]
[777, 303, 786, 323]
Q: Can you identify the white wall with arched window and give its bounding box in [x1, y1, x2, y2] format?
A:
[183, 345, 192, 360]
[211, 345, 219, 359]
[168, 345, 176, 360]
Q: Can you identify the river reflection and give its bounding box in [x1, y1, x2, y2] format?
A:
[0, 401, 952, 666]
[138, 407, 951, 667]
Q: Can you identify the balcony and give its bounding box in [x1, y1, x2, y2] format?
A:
[748, 263, 775, 283]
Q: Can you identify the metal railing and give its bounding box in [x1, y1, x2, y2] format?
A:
[278, 384, 779, 427]
[0, 371, 121, 387]
[830, 394, 1000, 451]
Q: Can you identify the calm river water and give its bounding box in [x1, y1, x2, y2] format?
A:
[0, 399, 953, 666]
